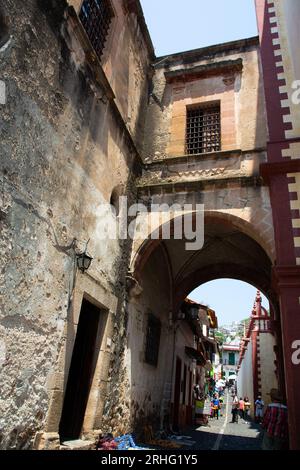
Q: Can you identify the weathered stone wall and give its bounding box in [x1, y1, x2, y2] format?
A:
[124, 244, 174, 433]
[0, 0, 152, 449]
[69, 0, 154, 151]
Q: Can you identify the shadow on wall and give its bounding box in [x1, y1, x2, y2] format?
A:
[127, 243, 173, 434]
[0, 5, 10, 48]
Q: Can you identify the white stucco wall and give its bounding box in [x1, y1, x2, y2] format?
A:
[259, 333, 277, 407]
[237, 341, 254, 416]
[222, 349, 239, 381]
[283, 0, 300, 81]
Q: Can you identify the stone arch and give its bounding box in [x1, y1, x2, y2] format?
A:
[173, 264, 277, 315]
[130, 209, 275, 282]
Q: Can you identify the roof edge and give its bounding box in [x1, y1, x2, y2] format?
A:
[153, 36, 259, 67]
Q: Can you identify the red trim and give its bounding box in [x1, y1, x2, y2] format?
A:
[260, 159, 300, 182]
[255, 0, 288, 144]
[268, 173, 296, 264]
[252, 331, 259, 399]
[275, 282, 300, 450]
[256, 0, 297, 265]
[273, 266, 300, 289]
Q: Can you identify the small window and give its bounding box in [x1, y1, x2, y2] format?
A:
[145, 314, 161, 367]
[79, 0, 114, 61]
[186, 104, 221, 155]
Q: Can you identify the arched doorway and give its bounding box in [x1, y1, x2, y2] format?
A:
[186, 279, 280, 424]
[126, 211, 285, 442]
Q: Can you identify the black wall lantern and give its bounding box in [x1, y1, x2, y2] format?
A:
[77, 252, 93, 273]
[76, 239, 93, 273]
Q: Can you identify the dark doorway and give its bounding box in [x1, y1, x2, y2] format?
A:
[59, 298, 102, 441]
[173, 357, 182, 429]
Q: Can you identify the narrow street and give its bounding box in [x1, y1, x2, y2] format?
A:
[187, 393, 263, 451]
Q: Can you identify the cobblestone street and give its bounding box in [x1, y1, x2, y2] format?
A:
[186, 393, 263, 451]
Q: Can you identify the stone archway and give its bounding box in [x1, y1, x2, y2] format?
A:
[126, 209, 284, 434]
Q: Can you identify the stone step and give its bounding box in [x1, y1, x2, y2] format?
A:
[60, 439, 95, 450]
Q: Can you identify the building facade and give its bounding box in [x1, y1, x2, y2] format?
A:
[237, 291, 277, 417]
[0, 0, 154, 449]
[222, 344, 239, 381]
[255, 0, 300, 449]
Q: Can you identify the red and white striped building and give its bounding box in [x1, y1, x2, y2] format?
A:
[237, 292, 277, 417]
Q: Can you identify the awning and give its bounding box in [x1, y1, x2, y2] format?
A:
[207, 309, 218, 329]
[185, 347, 206, 366]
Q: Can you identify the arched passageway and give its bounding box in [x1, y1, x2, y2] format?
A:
[126, 211, 286, 445]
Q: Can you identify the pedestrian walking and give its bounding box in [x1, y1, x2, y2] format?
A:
[261, 388, 289, 450]
[239, 397, 245, 421]
[219, 396, 224, 417]
[255, 395, 264, 423]
[212, 393, 220, 419]
[244, 397, 251, 421]
[231, 395, 239, 423]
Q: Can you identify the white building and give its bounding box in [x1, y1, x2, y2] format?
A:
[222, 344, 239, 381]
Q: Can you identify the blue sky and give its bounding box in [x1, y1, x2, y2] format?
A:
[140, 0, 258, 56]
[189, 280, 269, 326]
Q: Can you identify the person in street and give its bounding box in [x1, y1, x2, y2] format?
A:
[261, 388, 289, 450]
[239, 397, 245, 421]
[255, 395, 264, 423]
[193, 384, 201, 400]
[244, 397, 251, 421]
[219, 396, 224, 417]
[231, 395, 239, 423]
[212, 393, 220, 419]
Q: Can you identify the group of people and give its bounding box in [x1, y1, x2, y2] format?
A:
[231, 395, 251, 423]
[193, 383, 288, 450]
[193, 385, 225, 426]
[230, 388, 288, 450]
[210, 392, 224, 420]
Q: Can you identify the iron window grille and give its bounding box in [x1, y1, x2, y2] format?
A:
[145, 314, 161, 367]
[186, 104, 221, 155]
[79, 0, 114, 61]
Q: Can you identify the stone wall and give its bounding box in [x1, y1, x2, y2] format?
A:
[0, 0, 152, 449]
[124, 244, 174, 433]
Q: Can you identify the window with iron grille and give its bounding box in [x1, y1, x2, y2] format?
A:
[186, 104, 221, 155]
[145, 314, 161, 367]
[79, 0, 114, 61]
